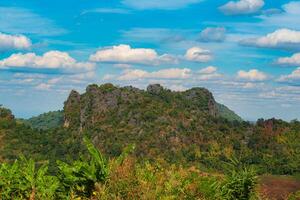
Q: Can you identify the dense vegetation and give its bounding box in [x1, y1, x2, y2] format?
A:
[19, 110, 64, 130]
[0, 136, 259, 200]
[0, 83, 300, 199]
[217, 104, 243, 122]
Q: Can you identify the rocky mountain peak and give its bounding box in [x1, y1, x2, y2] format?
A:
[63, 83, 240, 130]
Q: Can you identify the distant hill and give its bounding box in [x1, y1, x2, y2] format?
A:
[19, 111, 64, 130]
[217, 103, 243, 122]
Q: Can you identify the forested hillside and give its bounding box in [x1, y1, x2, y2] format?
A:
[0, 84, 300, 199]
[217, 103, 243, 122]
[19, 110, 64, 130]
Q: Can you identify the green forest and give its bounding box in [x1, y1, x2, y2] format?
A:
[0, 84, 300, 199]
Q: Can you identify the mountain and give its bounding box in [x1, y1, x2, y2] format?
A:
[64, 83, 241, 130]
[0, 84, 299, 176]
[61, 83, 299, 174]
[20, 110, 64, 130]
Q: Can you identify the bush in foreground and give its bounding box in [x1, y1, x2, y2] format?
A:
[0, 139, 259, 200]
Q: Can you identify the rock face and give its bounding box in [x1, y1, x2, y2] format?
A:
[183, 88, 218, 117]
[63, 83, 237, 130]
[147, 84, 165, 95]
[64, 90, 81, 128]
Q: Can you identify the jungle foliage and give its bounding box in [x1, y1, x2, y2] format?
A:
[0, 137, 259, 200]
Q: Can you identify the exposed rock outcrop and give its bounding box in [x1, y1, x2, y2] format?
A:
[63, 83, 239, 130]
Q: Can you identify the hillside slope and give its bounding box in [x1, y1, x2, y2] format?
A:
[20, 110, 64, 130]
[217, 103, 243, 122]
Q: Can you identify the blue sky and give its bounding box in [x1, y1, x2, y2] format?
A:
[0, 0, 300, 121]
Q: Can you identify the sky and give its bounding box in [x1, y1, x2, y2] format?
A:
[0, 0, 300, 121]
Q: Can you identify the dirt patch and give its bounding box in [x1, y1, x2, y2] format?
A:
[259, 175, 300, 200]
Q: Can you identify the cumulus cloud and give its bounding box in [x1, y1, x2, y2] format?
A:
[198, 66, 218, 74]
[33, 70, 96, 91]
[196, 66, 223, 80]
[219, 0, 264, 15]
[184, 47, 213, 62]
[89, 44, 177, 65]
[197, 73, 223, 81]
[277, 53, 300, 67]
[115, 66, 223, 82]
[237, 69, 268, 81]
[198, 27, 226, 42]
[118, 68, 191, 81]
[241, 29, 300, 50]
[0, 51, 95, 72]
[122, 0, 202, 10]
[169, 85, 188, 91]
[259, 2, 300, 30]
[0, 32, 31, 51]
[278, 68, 300, 84]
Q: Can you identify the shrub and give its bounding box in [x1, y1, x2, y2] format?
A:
[213, 158, 258, 200]
[0, 156, 59, 200]
[57, 137, 109, 198]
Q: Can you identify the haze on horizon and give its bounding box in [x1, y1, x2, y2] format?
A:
[0, 0, 300, 121]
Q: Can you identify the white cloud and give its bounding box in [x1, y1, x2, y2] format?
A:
[150, 68, 191, 79]
[278, 67, 300, 83]
[0, 32, 31, 51]
[35, 83, 52, 90]
[196, 73, 223, 81]
[115, 66, 223, 82]
[277, 53, 300, 66]
[198, 66, 217, 74]
[122, 0, 202, 10]
[70, 71, 96, 80]
[199, 27, 226, 42]
[184, 47, 213, 62]
[33, 70, 96, 91]
[118, 68, 191, 81]
[220, 0, 264, 15]
[89, 44, 177, 65]
[0, 51, 95, 72]
[237, 69, 268, 81]
[241, 29, 300, 50]
[118, 69, 148, 81]
[169, 85, 188, 91]
[196, 66, 223, 80]
[259, 2, 300, 30]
